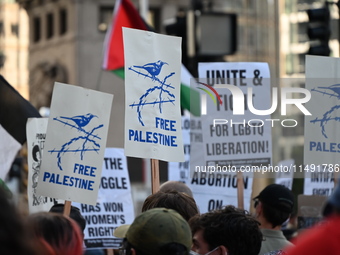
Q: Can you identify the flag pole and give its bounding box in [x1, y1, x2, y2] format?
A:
[63, 200, 72, 216]
[151, 159, 160, 194]
[237, 171, 244, 209]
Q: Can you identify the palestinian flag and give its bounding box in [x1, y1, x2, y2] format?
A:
[102, 0, 200, 116]
[0, 75, 41, 179]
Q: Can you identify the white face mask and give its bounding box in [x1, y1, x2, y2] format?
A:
[190, 246, 221, 255]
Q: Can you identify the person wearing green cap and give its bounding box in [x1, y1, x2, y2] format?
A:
[118, 207, 192, 255]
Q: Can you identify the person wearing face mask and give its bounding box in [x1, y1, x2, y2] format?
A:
[253, 184, 295, 255]
[188, 205, 262, 255]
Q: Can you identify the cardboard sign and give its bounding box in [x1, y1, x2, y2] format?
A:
[123, 28, 184, 162]
[27, 118, 59, 213]
[297, 195, 327, 230]
[37, 83, 113, 205]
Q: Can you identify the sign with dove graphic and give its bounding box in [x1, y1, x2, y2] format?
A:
[37, 82, 113, 205]
[304, 55, 340, 167]
[123, 27, 184, 162]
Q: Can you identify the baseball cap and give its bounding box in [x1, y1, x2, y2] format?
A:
[126, 208, 192, 255]
[323, 182, 340, 217]
[113, 224, 130, 238]
[254, 184, 294, 213]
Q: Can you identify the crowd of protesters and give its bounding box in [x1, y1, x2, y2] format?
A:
[1, 180, 339, 255]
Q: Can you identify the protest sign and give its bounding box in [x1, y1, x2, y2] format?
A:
[195, 62, 272, 173]
[27, 142, 134, 249]
[168, 115, 191, 182]
[304, 55, 340, 168]
[304, 170, 334, 196]
[189, 172, 253, 213]
[37, 82, 113, 205]
[297, 195, 327, 230]
[74, 148, 134, 249]
[192, 192, 248, 212]
[123, 28, 184, 162]
[275, 159, 294, 189]
[27, 118, 58, 213]
[180, 62, 270, 210]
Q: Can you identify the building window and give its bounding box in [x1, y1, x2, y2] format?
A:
[298, 22, 308, 43]
[33, 17, 41, 42]
[59, 8, 67, 35]
[98, 6, 114, 32]
[11, 24, 19, 37]
[46, 13, 54, 39]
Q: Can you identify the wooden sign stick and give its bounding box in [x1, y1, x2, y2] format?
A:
[63, 200, 72, 216]
[151, 159, 160, 194]
[106, 249, 114, 255]
[237, 171, 244, 209]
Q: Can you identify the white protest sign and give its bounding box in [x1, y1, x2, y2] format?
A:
[168, 116, 205, 191]
[192, 192, 253, 213]
[73, 148, 134, 249]
[27, 118, 59, 213]
[186, 116, 205, 183]
[189, 173, 253, 212]
[123, 28, 184, 162]
[196, 62, 272, 173]
[37, 83, 113, 205]
[304, 55, 340, 168]
[304, 170, 334, 196]
[168, 116, 191, 182]
[275, 159, 294, 190]
[167, 116, 254, 212]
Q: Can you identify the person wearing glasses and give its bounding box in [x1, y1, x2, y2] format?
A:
[188, 205, 262, 255]
[118, 207, 192, 255]
[253, 184, 295, 255]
